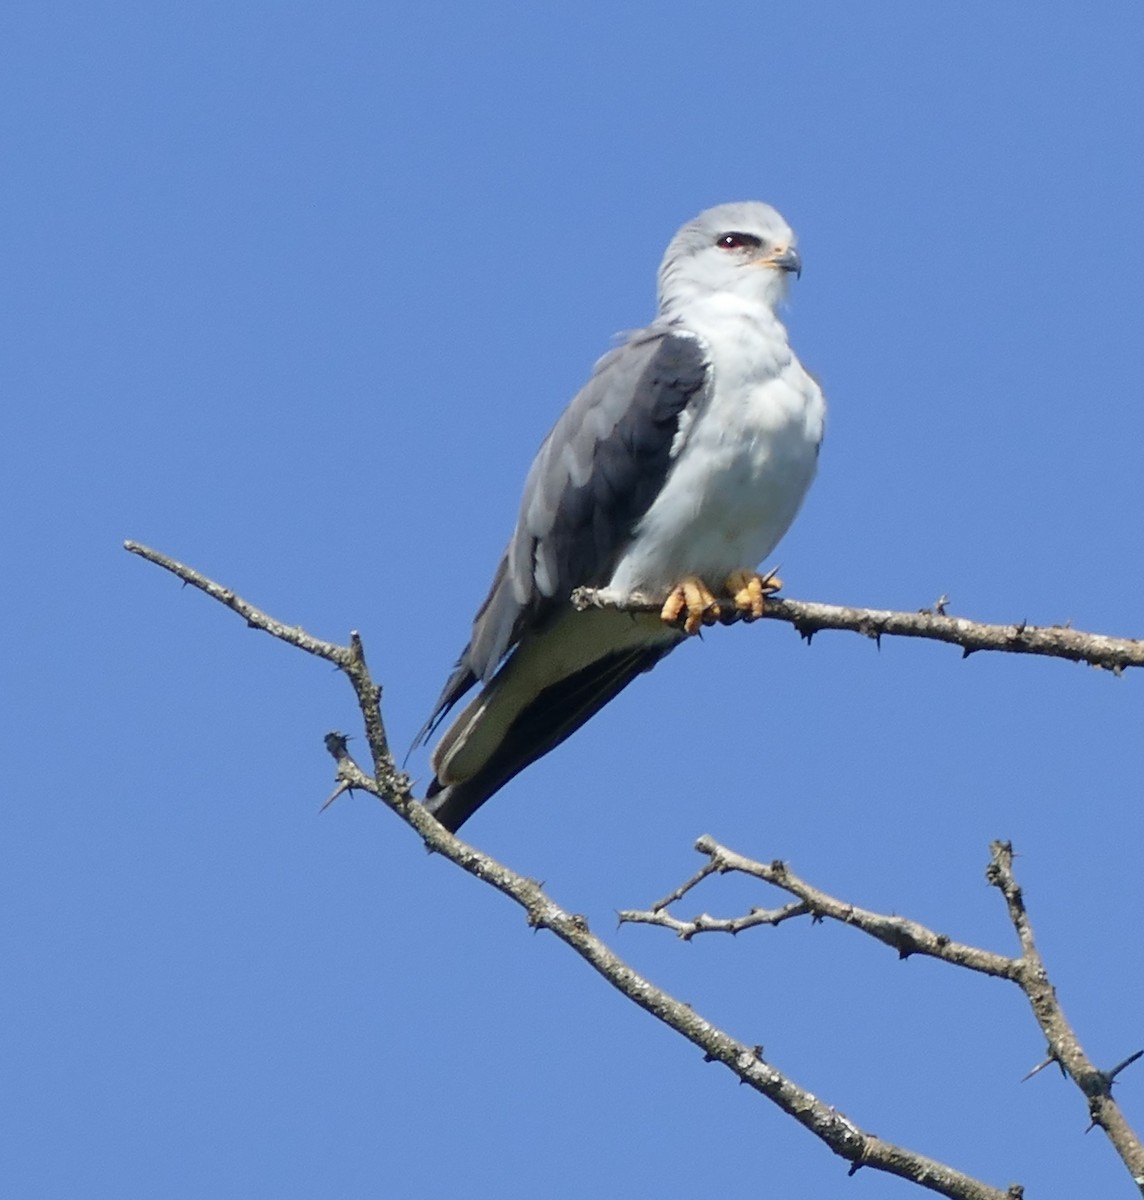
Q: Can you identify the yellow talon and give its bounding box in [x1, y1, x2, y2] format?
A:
[723, 569, 783, 621]
[660, 577, 722, 635]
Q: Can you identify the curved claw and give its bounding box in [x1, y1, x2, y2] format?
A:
[660, 577, 722, 635]
[724, 569, 784, 621]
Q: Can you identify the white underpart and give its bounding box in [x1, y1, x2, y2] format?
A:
[606, 292, 825, 598]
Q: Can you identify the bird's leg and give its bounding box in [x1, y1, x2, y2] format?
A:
[722, 568, 784, 622]
[660, 577, 722, 635]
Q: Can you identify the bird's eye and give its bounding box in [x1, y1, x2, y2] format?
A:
[716, 232, 763, 251]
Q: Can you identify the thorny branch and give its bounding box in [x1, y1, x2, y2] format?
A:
[622, 838, 1019, 977]
[572, 587, 1144, 674]
[623, 837, 1144, 1191]
[986, 841, 1144, 1184]
[127, 539, 1142, 1198]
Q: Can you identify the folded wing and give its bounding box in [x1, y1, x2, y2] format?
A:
[416, 329, 711, 829]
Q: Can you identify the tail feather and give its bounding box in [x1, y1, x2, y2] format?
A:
[424, 643, 674, 831]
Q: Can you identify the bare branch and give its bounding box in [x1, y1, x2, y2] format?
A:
[622, 899, 811, 939]
[626, 835, 1144, 1190]
[573, 587, 1144, 674]
[127, 539, 1024, 1200]
[124, 540, 351, 667]
[648, 858, 721, 911]
[123, 540, 407, 787]
[624, 836, 1020, 979]
[986, 841, 1144, 1184]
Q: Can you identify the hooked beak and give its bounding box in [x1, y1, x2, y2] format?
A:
[763, 245, 802, 278]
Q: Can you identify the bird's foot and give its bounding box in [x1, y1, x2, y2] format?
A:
[660, 577, 722, 635]
[722, 568, 783, 623]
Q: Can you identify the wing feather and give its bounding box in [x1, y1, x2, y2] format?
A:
[413, 329, 709, 748]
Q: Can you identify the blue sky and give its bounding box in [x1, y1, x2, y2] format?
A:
[4, 3, 1143, 1196]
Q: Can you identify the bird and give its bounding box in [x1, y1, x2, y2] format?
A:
[414, 201, 826, 831]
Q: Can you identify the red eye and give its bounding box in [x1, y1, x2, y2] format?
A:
[717, 232, 763, 251]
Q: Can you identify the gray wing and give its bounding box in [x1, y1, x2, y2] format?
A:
[414, 328, 710, 746]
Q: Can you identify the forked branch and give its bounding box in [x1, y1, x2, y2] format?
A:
[623, 837, 1144, 1188]
[127, 538, 1142, 1198]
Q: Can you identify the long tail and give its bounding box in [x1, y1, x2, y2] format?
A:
[424, 643, 674, 832]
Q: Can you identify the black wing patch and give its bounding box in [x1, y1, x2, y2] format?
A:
[414, 329, 709, 747]
[539, 332, 709, 596]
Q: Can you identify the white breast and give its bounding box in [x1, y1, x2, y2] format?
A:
[606, 295, 825, 597]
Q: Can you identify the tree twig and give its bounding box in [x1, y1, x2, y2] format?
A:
[572, 587, 1144, 674]
[986, 841, 1144, 1184]
[126, 539, 1024, 1200]
[622, 837, 1020, 979]
[623, 835, 1144, 1189]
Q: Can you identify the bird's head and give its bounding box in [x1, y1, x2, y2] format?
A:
[656, 201, 802, 317]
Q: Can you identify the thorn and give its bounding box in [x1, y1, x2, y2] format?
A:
[1106, 1048, 1144, 1083]
[1021, 1054, 1057, 1083]
[320, 781, 351, 812]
